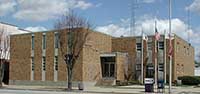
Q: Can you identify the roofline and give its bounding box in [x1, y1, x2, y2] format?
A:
[174, 34, 194, 48]
[0, 22, 18, 27]
[0, 21, 32, 33]
[18, 28, 32, 33]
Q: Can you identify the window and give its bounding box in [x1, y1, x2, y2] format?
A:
[42, 57, 46, 71]
[110, 64, 115, 77]
[101, 57, 115, 62]
[158, 64, 164, 71]
[102, 63, 115, 77]
[55, 56, 58, 71]
[32, 34, 34, 50]
[136, 64, 141, 71]
[146, 64, 154, 78]
[43, 33, 46, 49]
[31, 57, 34, 71]
[54, 32, 59, 48]
[136, 43, 142, 51]
[158, 42, 164, 50]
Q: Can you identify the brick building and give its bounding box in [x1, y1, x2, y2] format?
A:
[9, 29, 194, 86]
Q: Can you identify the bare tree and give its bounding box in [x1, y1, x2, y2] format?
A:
[54, 11, 91, 90]
[0, 28, 10, 87]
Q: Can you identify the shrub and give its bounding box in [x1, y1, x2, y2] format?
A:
[178, 76, 200, 85]
[116, 80, 128, 86]
[116, 80, 140, 86]
[128, 80, 140, 85]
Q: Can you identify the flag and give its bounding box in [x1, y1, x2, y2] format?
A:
[142, 33, 149, 66]
[164, 30, 168, 39]
[142, 33, 148, 41]
[168, 33, 173, 57]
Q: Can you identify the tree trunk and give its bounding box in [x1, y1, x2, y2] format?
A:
[67, 66, 73, 90]
[0, 62, 3, 87]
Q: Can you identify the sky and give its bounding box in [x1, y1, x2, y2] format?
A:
[0, 0, 200, 60]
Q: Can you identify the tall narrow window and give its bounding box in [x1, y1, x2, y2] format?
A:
[158, 42, 164, 50]
[55, 56, 58, 71]
[136, 43, 142, 51]
[43, 33, 46, 49]
[55, 32, 59, 48]
[42, 57, 46, 71]
[32, 34, 34, 50]
[31, 57, 34, 71]
[31, 57, 34, 81]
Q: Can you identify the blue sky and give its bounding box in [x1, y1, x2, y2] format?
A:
[0, 0, 200, 60]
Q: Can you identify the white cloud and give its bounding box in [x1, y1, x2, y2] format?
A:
[0, 0, 94, 21]
[186, 0, 200, 15]
[137, 18, 191, 38]
[96, 16, 200, 60]
[25, 26, 47, 32]
[74, 1, 93, 10]
[96, 24, 129, 37]
[14, 0, 69, 21]
[96, 17, 192, 39]
[0, 0, 16, 16]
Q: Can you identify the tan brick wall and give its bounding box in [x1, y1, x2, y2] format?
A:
[10, 29, 194, 84]
[82, 47, 101, 81]
[53, 30, 83, 82]
[112, 37, 136, 79]
[82, 31, 112, 81]
[10, 29, 112, 83]
[116, 53, 126, 81]
[10, 34, 31, 80]
[45, 32, 54, 81]
[34, 32, 43, 81]
[173, 35, 194, 80]
[57, 31, 67, 81]
[163, 35, 194, 82]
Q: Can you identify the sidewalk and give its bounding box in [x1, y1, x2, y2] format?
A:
[1, 84, 200, 94]
[2, 85, 67, 91]
[1, 85, 147, 94]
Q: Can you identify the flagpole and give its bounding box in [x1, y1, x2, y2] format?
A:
[141, 29, 144, 84]
[154, 21, 158, 91]
[169, 0, 172, 93]
[164, 30, 167, 84]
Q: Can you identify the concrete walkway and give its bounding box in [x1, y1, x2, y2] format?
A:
[1, 85, 200, 94]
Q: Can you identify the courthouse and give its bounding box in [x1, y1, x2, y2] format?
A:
[9, 28, 194, 86]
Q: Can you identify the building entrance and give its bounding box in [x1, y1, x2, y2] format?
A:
[100, 57, 115, 78]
